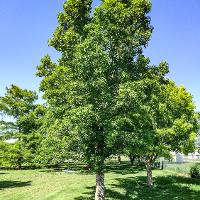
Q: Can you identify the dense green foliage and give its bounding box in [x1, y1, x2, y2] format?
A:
[190, 163, 200, 179]
[0, 85, 45, 168]
[36, 0, 153, 173]
[118, 79, 198, 157]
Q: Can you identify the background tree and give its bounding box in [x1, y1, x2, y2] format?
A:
[36, 0, 152, 199]
[0, 85, 44, 168]
[116, 63, 198, 186]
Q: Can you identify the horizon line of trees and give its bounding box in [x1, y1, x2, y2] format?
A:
[0, 1, 199, 200]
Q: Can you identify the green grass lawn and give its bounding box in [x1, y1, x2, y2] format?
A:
[1, 164, 200, 200]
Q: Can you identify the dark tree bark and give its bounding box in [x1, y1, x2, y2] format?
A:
[16, 155, 23, 170]
[117, 155, 121, 164]
[129, 154, 136, 166]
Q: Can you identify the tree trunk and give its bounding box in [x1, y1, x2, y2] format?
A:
[146, 162, 153, 187]
[95, 172, 105, 200]
[16, 164, 22, 170]
[16, 156, 23, 170]
[85, 163, 92, 170]
[129, 154, 135, 166]
[159, 157, 164, 170]
[117, 155, 121, 164]
[130, 158, 134, 166]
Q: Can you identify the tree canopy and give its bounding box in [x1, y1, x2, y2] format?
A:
[0, 85, 45, 168]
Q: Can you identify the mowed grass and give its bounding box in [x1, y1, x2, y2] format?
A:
[1, 163, 200, 200]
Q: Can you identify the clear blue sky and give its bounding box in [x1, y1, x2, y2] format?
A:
[0, 0, 200, 110]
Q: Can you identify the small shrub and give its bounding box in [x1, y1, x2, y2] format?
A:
[190, 164, 200, 179]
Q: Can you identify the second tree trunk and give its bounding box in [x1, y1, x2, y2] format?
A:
[146, 162, 153, 187]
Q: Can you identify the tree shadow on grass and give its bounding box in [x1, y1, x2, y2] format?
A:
[0, 180, 31, 190]
[38, 163, 94, 174]
[105, 163, 145, 175]
[108, 175, 200, 200]
[0, 172, 7, 175]
[74, 186, 95, 200]
[38, 162, 145, 177]
[74, 175, 200, 200]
